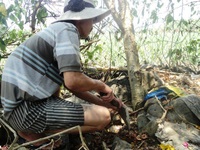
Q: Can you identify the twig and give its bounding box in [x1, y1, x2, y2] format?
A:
[77, 126, 89, 150]
[13, 125, 89, 150]
[80, 39, 100, 51]
[102, 141, 108, 150]
[155, 96, 168, 123]
[156, 70, 183, 75]
[0, 118, 18, 149]
[129, 107, 144, 116]
[35, 139, 54, 150]
[137, 140, 145, 149]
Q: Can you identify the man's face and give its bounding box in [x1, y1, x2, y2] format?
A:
[76, 19, 93, 39]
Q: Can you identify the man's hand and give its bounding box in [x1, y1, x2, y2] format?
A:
[100, 92, 123, 109]
[99, 85, 115, 102]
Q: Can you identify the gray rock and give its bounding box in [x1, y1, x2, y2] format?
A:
[112, 136, 132, 150]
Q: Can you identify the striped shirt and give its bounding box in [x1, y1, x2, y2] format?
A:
[1, 22, 82, 120]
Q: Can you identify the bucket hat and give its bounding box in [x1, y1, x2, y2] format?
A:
[56, 0, 110, 23]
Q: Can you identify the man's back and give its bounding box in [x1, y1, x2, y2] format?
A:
[1, 22, 81, 120]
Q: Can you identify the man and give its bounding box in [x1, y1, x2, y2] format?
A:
[1, 0, 120, 149]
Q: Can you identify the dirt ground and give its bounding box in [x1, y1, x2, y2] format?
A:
[0, 65, 200, 150]
[67, 66, 200, 150]
[78, 66, 200, 150]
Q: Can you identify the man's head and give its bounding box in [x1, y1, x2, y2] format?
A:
[56, 0, 110, 38]
[57, 0, 110, 23]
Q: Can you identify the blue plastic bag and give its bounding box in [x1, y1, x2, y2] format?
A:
[144, 87, 172, 101]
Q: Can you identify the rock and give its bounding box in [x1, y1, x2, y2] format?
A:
[111, 136, 132, 150]
[166, 95, 200, 124]
[137, 94, 200, 136]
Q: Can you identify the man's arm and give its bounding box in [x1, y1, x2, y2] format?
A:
[71, 91, 118, 110]
[63, 71, 114, 102]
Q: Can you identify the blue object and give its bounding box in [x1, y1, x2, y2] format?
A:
[144, 87, 171, 101]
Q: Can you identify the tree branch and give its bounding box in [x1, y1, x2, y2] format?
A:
[103, 0, 124, 33]
[30, 0, 43, 32]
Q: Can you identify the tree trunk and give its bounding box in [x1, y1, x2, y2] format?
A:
[104, 0, 145, 110]
[123, 31, 146, 109]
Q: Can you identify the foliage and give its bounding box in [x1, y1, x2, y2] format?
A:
[83, 44, 103, 66]
[0, 1, 31, 64]
[0, 1, 61, 87]
[132, 0, 200, 70]
[0, 0, 62, 73]
[81, 27, 126, 68]
[0, 0, 60, 47]
[168, 38, 200, 66]
[81, 0, 199, 71]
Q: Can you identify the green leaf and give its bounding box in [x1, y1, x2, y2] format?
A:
[18, 21, 24, 30]
[166, 14, 174, 25]
[142, 7, 145, 16]
[112, 61, 115, 66]
[157, 1, 164, 8]
[132, 8, 138, 17]
[0, 16, 7, 26]
[37, 7, 48, 24]
[0, 38, 6, 51]
[180, 19, 188, 27]
[9, 13, 18, 22]
[7, 4, 15, 14]
[150, 10, 158, 23]
[0, 2, 7, 17]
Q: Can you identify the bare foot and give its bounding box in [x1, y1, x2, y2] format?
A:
[17, 131, 62, 149]
[34, 138, 62, 150]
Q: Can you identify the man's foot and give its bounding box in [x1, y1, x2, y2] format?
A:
[28, 138, 63, 150]
[17, 131, 62, 149]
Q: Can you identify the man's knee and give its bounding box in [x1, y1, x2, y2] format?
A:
[96, 107, 111, 130]
[83, 105, 111, 130]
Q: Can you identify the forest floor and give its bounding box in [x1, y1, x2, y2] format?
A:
[67, 65, 200, 150]
[1, 65, 200, 150]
